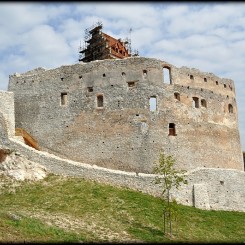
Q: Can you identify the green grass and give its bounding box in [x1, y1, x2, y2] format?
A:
[0, 173, 245, 243]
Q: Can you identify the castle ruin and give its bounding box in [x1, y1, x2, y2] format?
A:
[8, 58, 243, 173]
[0, 24, 244, 212]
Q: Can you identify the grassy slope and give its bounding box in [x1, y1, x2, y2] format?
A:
[0, 174, 245, 243]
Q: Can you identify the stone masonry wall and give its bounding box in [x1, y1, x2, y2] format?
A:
[8, 57, 244, 173]
[0, 91, 15, 137]
[0, 86, 244, 212]
[6, 136, 245, 213]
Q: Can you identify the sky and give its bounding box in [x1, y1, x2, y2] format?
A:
[0, 2, 245, 151]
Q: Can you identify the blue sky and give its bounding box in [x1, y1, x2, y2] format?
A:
[0, 2, 245, 151]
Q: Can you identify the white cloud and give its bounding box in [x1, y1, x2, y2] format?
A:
[19, 25, 72, 66]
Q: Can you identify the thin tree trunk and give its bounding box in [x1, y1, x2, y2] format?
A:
[163, 211, 166, 235]
[170, 210, 172, 238]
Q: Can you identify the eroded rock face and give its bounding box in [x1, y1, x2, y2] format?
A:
[0, 149, 47, 181]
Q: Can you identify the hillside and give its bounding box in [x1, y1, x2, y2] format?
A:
[0, 172, 245, 243]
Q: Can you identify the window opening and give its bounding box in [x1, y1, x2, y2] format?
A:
[61, 92, 67, 106]
[103, 73, 106, 77]
[149, 96, 157, 111]
[190, 75, 194, 80]
[97, 94, 104, 108]
[228, 104, 233, 113]
[192, 97, 199, 108]
[163, 67, 171, 84]
[201, 99, 207, 108]
[224, 84, 227, 88]
[143, 70, 147, 77]
[169, 123, 176, 136]
[204, 77, 207, 82]
[216, 81, 218, 85]
[127, 81, 136, 88]
[174, 92, 180, 101]
[87, 87, 93, 92]
[122, 72, 126, 76]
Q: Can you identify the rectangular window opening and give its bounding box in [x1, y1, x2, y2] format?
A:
[87, 87, 93, 92]
[97, 94, 104, 108]
[163, 67, 171, 84]
[149, 96, 157, 111]
[61, 92, 67, 106]
[192, 97, 199, 108]
[169, 123, 176, 136]
[127, 81, 136, 88]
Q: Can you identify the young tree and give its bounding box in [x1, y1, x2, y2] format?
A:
[153, 151, 188, 238]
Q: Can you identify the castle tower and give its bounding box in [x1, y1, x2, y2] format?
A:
[8, 57, 244, 173]
[79, 22, 132, 62]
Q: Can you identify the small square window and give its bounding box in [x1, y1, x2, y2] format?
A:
[87, 87, 93, 92]
[127, 81, 135, 87]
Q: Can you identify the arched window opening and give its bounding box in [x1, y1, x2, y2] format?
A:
[143, 70, 147, 77]
[192, 97, 199, 108]
[149, 96, 157, 111]
[228, 104, 233, 113]
[224, 84, 227, 88]
[201, 99, 207, 108]
[216, 81, 219, 85]
[97, 94, 104, 108]
[169, 123, 176, 136]
[174, 92, 180, 101]
[190, 75, 194, 80]
[163, 67, 171, 84]
[204, 77, 207, 82]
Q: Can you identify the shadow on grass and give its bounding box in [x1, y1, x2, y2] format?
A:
[128, 221, 169, 243]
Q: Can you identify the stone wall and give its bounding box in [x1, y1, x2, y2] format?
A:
[8, 57, 243, 173]
[6, 136, 245, 212]
[0, 91, 15, 137]
[0, 112, 9, 146]
[0, 85, 244, 213]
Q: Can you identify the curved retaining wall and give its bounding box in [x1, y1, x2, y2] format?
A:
[6, 137, 245, 213]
